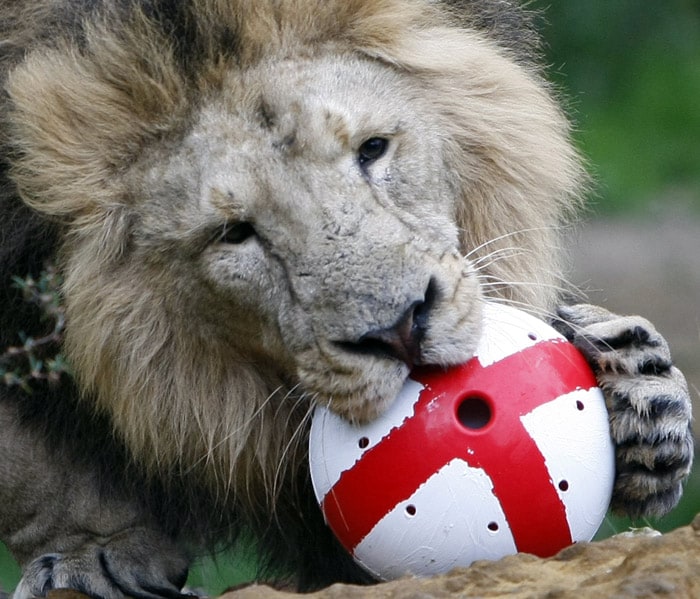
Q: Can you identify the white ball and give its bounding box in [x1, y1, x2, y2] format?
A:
[309, 303, 615, 580]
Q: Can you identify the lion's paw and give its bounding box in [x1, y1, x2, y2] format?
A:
[13, 529, 191, 599]
[554, 304, 694, 518]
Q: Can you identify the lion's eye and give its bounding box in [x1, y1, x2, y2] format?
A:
[357, 137, 389, 168]
[219, 221, 256, 244]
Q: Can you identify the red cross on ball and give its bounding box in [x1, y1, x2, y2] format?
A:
[309, 303, 615, 580]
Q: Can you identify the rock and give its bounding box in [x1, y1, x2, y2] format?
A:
[222, 514, 700, 599]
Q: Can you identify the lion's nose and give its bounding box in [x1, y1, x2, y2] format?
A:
[338, 279, 438, 369]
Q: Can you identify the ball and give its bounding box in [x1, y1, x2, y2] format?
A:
[309, 302, 615, 580]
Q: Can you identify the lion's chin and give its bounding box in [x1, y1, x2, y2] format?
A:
[298, 337, 481, 425]
[324, 391, 400, 426]
[298, 359, 410, 425]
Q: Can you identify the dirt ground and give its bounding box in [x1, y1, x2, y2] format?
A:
[568, 213, 700, 437]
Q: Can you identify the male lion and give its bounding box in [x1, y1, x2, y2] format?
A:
[0, 0, 694, 596]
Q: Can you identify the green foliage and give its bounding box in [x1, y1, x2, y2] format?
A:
[1, 267, 72, 391]
[186, 547, 259, 595]
[530, 0, 700, 213]
[0, 542, 20, 593]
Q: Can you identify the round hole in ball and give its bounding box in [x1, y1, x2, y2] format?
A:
[558, 480, 569, 492]
[457, 395, 492, 430]
[528, 332, 538, 341]
[576, 400, 585, 411]
[487, 521, 499, 532]
[358, 436, 370, 449]
[405, 504, 417, 517]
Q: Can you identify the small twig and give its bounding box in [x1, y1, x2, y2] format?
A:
[1, 266, 72, 391]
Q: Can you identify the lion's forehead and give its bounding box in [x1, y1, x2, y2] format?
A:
[136, 55, 452, 248]
[197, 56, 423, 161]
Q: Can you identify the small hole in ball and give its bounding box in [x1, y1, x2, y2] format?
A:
[559, 480, 569, 492]
[457, 396, 492, 430]
[528, 332, 538, 341]
[576, 400, 585, 411]
[487, 521, 499, 532]
[405, 504, 417, 517]
[358, 437, 370, 449]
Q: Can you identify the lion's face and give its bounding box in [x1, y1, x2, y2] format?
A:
[133, 55, 481, 423]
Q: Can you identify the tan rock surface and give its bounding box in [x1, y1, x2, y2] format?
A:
[221, 514, 700, 599]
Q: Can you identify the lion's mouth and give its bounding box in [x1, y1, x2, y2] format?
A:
[331, 278, 439, 371]
[287, 251, 482, 425]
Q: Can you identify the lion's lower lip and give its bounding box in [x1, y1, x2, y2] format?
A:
[333, 339, 419, 369]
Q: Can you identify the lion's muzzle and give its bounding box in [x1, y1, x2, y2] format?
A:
[335, 277, 439, 370]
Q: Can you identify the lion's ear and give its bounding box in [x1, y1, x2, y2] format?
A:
[5, 21, 186, 221]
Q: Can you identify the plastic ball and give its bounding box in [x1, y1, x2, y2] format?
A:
[309, 302, 615, 580]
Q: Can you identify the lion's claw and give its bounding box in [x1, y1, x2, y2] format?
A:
[12, 532, 191, 599]
[554, 304, 694, 518]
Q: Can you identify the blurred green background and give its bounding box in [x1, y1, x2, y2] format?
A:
[2, 1, 699, 594]
[530, 0, 700, 215]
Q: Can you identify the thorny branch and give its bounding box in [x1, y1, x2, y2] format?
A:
[1, 266, 72, 391]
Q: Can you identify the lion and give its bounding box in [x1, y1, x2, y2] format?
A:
[0, 0, 693, 596]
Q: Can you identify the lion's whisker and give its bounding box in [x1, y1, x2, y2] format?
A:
[184, 384, 287, 477]
[470, 246, 529, 269]
[477, 294, 615, 351]
[270, 393, 316, 507]
[462, 225, 565, 261]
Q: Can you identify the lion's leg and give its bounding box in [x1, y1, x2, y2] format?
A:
[553, 304, 694, 518]
[0, 400, 190, 599]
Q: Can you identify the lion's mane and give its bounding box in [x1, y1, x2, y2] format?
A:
[0, 0, 585, 586]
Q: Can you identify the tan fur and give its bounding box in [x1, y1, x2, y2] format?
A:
[5, 0, 585, 514]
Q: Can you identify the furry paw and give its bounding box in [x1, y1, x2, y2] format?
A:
[12, 529, 191, 599]
[554, 304, 694, 518]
